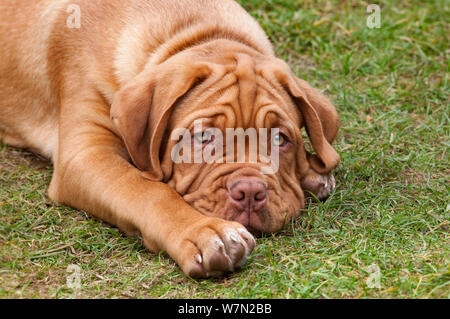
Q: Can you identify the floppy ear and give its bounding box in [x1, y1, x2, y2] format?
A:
[111, 56, 213, 181]
[293, 77, 340, 144]
[263, 59, 340, 175]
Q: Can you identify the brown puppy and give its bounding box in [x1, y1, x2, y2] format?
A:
[0, 0, 340, 278]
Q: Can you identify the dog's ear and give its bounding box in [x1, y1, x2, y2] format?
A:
[111, 55, 213, 181]
[292, 77, 340, 144]
[262, 59, 340, 174]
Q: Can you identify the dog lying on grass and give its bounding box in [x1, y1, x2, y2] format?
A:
[0, 0, 340, 277]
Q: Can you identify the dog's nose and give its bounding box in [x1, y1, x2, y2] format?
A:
[228, 178, 267, 213]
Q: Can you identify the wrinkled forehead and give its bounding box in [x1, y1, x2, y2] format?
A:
[168, 67, 302, 133]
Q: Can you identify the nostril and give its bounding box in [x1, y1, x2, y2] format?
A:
[254, 188, 267, 202]
[234, 190, 245, 201]
[229, 187, 245, 201]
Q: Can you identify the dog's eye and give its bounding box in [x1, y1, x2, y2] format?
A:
[272, 133, 287, 147]
[194, 131, 213, 144]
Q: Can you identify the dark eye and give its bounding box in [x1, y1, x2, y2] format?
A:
[194, 131, 213, 144]
[272, 132, 287, 147]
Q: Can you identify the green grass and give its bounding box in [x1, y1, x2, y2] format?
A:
[1, 0, 449, 298]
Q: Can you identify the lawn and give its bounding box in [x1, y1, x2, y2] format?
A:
[0, 0, 448, 298]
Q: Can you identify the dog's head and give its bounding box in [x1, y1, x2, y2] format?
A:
[111, 41, 340, 234]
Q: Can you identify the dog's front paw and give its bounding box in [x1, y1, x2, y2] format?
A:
[174, 218, 256, 278]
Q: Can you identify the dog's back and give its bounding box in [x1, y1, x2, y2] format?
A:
[0, 0, 70, 156]
[0, 0, 272, 159]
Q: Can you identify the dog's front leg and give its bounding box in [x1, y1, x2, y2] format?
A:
[48, 100, 255, 278]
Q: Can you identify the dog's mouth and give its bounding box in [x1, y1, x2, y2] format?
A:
[243, 225, 263, 237]
[178, 161, 306, 234]
[185, 187, 294, 234]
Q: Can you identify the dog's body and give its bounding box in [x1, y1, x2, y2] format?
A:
[0, 0, 340, 277]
